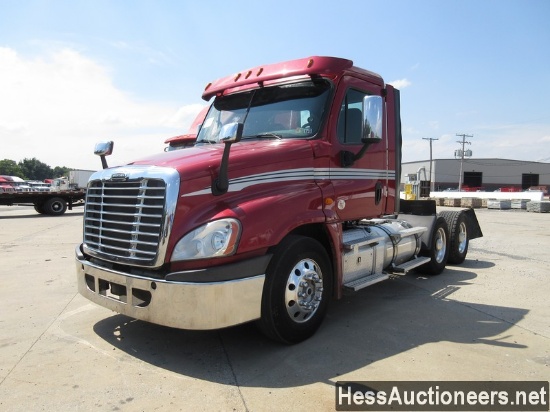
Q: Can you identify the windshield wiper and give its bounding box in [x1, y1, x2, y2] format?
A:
[242, 133, 282, 140]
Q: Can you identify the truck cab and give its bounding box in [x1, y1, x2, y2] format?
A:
[0, 177, 15, 194]
[76, 56, 481, 343]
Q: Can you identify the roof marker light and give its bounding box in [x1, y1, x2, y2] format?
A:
[234, 73, 241, 82]
[307, 59, 314, 68]
[204, 82, 212, 91]
[256, 67, 263, 76]
[245, 70, 252, 79]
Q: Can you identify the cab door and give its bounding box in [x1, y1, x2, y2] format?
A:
[329, 76, 388, 221]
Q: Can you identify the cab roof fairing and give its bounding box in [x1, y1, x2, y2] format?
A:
[201, 56, 384, 101]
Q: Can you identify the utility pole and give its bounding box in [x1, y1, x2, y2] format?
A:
[455, 133, 473, 191]
[422, 137, 438, 191]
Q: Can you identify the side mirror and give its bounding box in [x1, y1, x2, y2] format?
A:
[362, 95, 383, 144]
[219, 122, 243, 144]
[94, 141, 114, 156]
[340, 96, 384, 167]
[94, 141, 114, 169]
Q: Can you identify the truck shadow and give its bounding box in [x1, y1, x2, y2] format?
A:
[0, 209, 84, 219]
[92, 262, 527, 388]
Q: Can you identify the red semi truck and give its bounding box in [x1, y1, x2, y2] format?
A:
[76, 56, 482, 343]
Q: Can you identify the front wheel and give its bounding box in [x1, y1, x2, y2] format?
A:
[258, 235, 332, 344]
[419, 216, 449, 275]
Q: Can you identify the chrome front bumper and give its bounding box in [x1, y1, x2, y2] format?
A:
[75, 245, 265, 330]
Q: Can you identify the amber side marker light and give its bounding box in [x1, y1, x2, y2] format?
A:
[307, 59, 314, 68]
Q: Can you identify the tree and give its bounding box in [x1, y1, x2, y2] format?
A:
[0, 159, 24, 178]
[52, 166, 71, 178]
[18, 158, 53, 181]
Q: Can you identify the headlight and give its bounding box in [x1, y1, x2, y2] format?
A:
[171, 218, 241, 261]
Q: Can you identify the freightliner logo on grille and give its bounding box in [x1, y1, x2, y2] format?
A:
[110, 173, 129, 181]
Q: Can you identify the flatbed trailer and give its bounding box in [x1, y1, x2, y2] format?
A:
[0, 189, 86, 216]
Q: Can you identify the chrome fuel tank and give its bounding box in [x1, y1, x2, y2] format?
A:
[342, 220, 424, 284]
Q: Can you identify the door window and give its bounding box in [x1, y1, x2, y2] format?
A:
[337, 89, 368, 145]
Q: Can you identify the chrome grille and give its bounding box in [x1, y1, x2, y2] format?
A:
[84, 178, 167, 266]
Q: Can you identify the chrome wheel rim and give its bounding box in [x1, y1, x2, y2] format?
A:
[285, 258, 324, 323]
[52, 201, 63, 212]
[457, 222, 468, 254]
[434, 227, 447, 263]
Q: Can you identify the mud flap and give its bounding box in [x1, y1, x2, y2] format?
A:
[462, 208, 483, 240]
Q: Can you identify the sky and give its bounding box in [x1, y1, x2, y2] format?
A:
[1, 0, 549, 171]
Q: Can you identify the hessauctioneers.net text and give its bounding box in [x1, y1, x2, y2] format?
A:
[335, 381, 549, 411]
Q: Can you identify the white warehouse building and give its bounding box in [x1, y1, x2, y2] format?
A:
[401, 158, 550, 192]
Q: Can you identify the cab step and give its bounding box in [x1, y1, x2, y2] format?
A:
[390, 256, 431, 274]
[343, 272, 389, 292]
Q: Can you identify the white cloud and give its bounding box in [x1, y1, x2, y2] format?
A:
[402, 124, 550, 163]
[388, 78, 411, 89]
[163, 104, 206, 129]
[427, 121, 439, 130]
[471, 123, 550, 161]
[0, 47, 204, 170]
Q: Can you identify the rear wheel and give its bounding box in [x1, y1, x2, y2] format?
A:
[439, 210, 469, 264]
[419, 216, 449, 275]
[258, 235, 332, 344]
[43, 197, 67, 216]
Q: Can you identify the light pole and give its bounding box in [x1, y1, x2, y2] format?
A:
[423, 137, 438, 191]
[455, 133, 473, 191]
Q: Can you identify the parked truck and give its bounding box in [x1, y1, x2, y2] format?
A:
[76, 56, 482, 343]
[0, 176, 16, 194]
[70, 169, 96, 189]
[0, 188, 85, 215]
[51, 169, 96, 191]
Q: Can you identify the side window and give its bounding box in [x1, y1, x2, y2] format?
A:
[337, 89, 368, 144]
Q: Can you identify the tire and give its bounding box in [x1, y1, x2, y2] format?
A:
[258, 235, 332, 344]
[34, 203, 45, 214]
[439, 211, 469, 264]
[419, 216, 449, 275]
[43, 197, 67, 216]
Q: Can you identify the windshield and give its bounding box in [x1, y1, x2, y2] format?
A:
[196, 79, 331, 143]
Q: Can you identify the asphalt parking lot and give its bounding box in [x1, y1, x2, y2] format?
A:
[0, 205, 548, 411]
